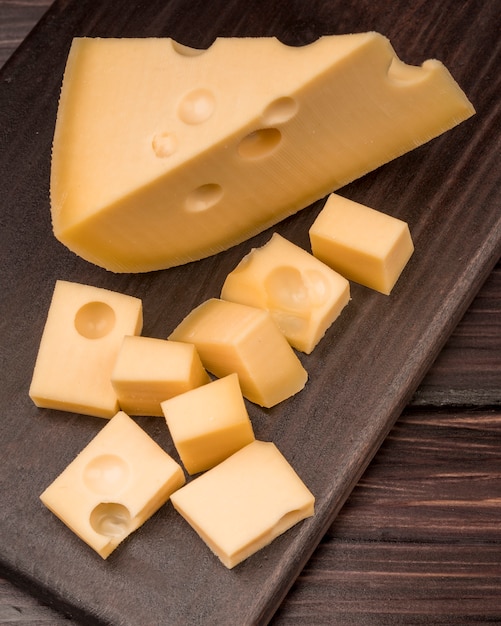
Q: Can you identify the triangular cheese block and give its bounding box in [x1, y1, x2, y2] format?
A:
[51, 34, 474, 272]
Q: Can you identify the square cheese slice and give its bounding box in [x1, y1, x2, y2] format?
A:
[221, 233, 350, 353]
[170, 440, 314, 568]
[29, 280, 143, 418]
[309, 193, 414, 295]
[40, 411, 185, 558]
[168, 298, 307, 407]
[111, 336, 210, 416]
[162, 373, 255, 475]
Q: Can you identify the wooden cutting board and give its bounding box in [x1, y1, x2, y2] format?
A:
[1, 0, 500, 623]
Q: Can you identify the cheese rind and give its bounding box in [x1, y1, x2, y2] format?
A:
[162, 373, 255, 474]
[170, 440, 314, 568]
[221, 233, 350, 353]
[51, 34, 474, 272]
[309, 193, 414, 294]
[168, 298, 308, 407]
[29, 280, 143, 418]
[40, 411, 185, 558]
[111, 336, 210, 416]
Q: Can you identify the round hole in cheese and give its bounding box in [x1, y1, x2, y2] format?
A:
[89, 502, 132, 539]
[74, 301, 116, 339]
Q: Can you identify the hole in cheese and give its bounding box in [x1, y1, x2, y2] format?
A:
[237, 128, 282, 159]
[178, 88, 216, 124]
[170, 41, 206, 57]
[152, 131, 178, 158]
[386, 56, 427, 84]
[74, 301, 116, 339]
[83, 454, 130, 495]
[261, 96, 298, 125]
[271, 311, 309, 336]
[264, 267, 324, 340]
[265, 266, 311, 311]
[185, 183, 223, 213]
[90, 502, 132, 539]
[303, 269, 331, 306]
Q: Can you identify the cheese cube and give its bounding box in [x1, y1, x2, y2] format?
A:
[221, 233, 350, 353]
[170, 440, 314, 568]
[29, 280, 142, 418]
[111, 336, 210, 416]
[40, 411, 185, 558]
[309, 194, 414, 295]
[51, 34, 474, 272]
[162, 373, 254, 475]
[168, 299, 307, 407]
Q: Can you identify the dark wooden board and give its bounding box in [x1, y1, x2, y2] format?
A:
[412, 262, 501, 407]
[1, 0, 500, 624]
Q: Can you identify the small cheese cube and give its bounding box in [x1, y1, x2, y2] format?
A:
[309, 194, 414, 295]
[162, 373, 255, 475]
[170, 440, 314, 568]
[29, 280, 143, 418]
[40, 411, 185, 558]
[221, 233, 350, 353]
[111, 336, 210, 416]
[168, 299, 307, 407]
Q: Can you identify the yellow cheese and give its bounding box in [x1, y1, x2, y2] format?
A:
[162, 373, 255, 474]
[170, 440, 314, 568]
[51, 34, 474, 272]
[309, 193, 414, 294]
[29, 280, 142, 418]
[111, 336, 209, 416]
[168, 298, 307, 407]
[40, 411, 185, 558]
[221, 233, 350, 353]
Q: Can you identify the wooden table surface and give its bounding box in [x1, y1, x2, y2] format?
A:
[1, 1, 500, 624]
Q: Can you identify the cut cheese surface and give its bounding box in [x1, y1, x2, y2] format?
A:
[168, 298, 308, 407]
[310, 193, 414, 294]
[162, 373, 255, 474]
[170, 440, 314, 568]
[40, 411, 185, 558]
[51, 34, 474, 272]
[111, 336, 209, 416]
[29, 280, 143, 418]
[221, 233, 350, 353]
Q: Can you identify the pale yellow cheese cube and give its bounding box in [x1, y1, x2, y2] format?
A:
[40, 411, 185, 558]
[162, 373, 255, 475]
[168, 299, 307, 407]
[309, 194, 414, 295]
[170, 440, 314, 568]
[221, 233, 350, 353]
[29, 280, 142, 418]
[51, 34, 473, 272]
[111, 336, 210, 416]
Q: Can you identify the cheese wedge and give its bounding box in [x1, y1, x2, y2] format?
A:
[40, 411, 185, 558]
[51, 34, 474, 272]
[170, 440, 314, 568]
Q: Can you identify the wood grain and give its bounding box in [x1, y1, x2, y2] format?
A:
[413, 263, 501, 407]
[1, 1, 500, 624]
[0, 1, 50, 66]
[274, 409, 501, 624]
